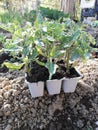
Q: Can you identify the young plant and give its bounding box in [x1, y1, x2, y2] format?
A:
[2, 22, 38, 71]
[63, 19, 95, 75]
[34, 20, 64, 80]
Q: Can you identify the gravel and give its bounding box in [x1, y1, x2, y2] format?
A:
[0, 59, 98, 130]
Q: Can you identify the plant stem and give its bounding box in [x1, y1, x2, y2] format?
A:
[66, 48, 70, 72]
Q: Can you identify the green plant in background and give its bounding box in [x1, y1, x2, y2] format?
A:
[25, 6, 70, 25]
[0, 10, 24, 24]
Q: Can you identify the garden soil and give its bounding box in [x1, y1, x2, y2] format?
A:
[0, 58, 98, 130]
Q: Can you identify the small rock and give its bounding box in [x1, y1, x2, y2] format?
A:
[0, 95, 3, 102]
[77, 80, 94, 94]
[3, 91, 11, 99]
[96, 121, 98, 126]
[24, 97, 29, 103]
[3, 85, 12, 92]
[49, 122, 56, 130]
[0, 89, 4, 95]
[0, 109, 3, 116]
[8, 119, 13, 123]
[3, 104, 11, 116]
[13, 105, 19, 112]
[77, 120, 84, 128]
[20, 104, 26, 111]
[2, 80, 10, 88]
[4, 124, 12, 130]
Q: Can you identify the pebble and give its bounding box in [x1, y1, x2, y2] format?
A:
[4, 124, 12, 130]
[0, 95, 3, 102]
[0, 109, 3, 116]
[77, 120, 84, 128]
[96, 121, 98, 126]
[3, 104, 11, 116]
[3, 91, 11, 99]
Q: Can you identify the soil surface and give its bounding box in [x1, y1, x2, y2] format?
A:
[45, 58, 98, 130]
[25, 61, 49, 82]
[0, 58, 98, 130]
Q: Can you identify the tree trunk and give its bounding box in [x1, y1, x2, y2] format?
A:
[60, 0, 76, 18]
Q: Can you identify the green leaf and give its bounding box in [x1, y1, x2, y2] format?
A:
[35, 40, 44, 47]
[46, 36, 55, 42]
[36, 46, 45, 56]
[50, 46, 56, 57]
[45, 62, 58, 79]
[23, 46, 29, 57]
[42, 26, 47, 32]
[69, 30, 80, 43]
[36, 60, 45, 66]
[64, 44, 70, 48]
[54, 50, 65, 58]
[3, 62, 24, 70]
[29, 48, 38, 60]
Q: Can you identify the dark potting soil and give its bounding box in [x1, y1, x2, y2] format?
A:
[91, 51, 98, 58]
[56, 60, 80, 78]
[0, 52, 13, 73]
[0, 51, 13, 64]
[25, 61, 49, 82]
[54, 66, 80, 79]
[51, 67, 66, 80]
[25, 61, 81, 82]
[0, 52, 23, 73]
[66, 67, 80, 78]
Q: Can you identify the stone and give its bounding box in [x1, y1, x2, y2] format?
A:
[3, 104, 11, 116]
[4, 124, 12, 130]
[0, 89, 4, 95]
[0, 109, 3, 116]
[96, 121, 98, 126]
[0, 95, 3, 102]
[77, 120, 84, 128]
[2, 80, 10, 88]
[3, 91, 11, 99]
[20, 104, 26, 111]
[49, 122, 56, 130]
[3, 85, 12, 92]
